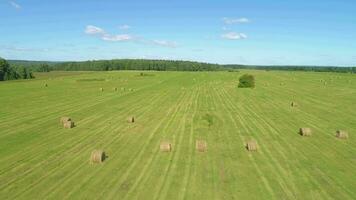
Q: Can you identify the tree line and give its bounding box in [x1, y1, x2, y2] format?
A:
[52, 59, 222, 71]
[49, 60, 356, 73]
[1, 57, 355, 82]
[0, 58, 35, 81]
[224, 64, 356, 73]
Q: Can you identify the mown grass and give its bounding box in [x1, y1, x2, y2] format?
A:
[0, 70, 355, 200]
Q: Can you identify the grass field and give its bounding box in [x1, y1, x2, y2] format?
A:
[0, 70, 355, 200]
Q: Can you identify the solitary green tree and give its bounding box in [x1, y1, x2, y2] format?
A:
[238, 74, 255, 88]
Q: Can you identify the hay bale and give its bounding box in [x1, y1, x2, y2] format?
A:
[196, 140, 207, 152]
[291, 102, 298, 107]
[60, 117, 71, 124]
[114, 87, 118, 91]
[160, 141, 172, 152]
[336, 130, 348, 139]
[63, 121, 74, 129]
[90, 150, 106, 163]
[127, 116, 135, 123]
[246, 140, 257, 151]
[44, 83, 48, 87]
[100, 88, 104, 92]
[299, 128, 312, 136]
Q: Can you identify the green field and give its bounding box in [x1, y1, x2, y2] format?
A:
[0, 70, 355, 199]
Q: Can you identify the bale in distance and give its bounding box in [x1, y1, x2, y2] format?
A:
[299, 128, 312, 136]
[63, 121, 75, 129]
[160, 141, 172, 152]
[44, 83, 48, 87]
[127, 116, 135, 123]
[114, 87, 118, 91]
[60, 117, 71, 124]
[336, 130, 349, 139]
[90, 150, 106, 163]
[196, 140, 207, 152]
[100, 88, 104, 92]
[291, 102, 298, 107]
[246, 140, 258, 151]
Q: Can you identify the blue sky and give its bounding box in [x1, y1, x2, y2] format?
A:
[0, 0, 355, 66]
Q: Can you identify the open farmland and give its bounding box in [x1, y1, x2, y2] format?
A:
[0, 70, 355, 199]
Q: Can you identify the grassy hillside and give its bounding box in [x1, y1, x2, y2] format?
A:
[0, 70, 355, 199]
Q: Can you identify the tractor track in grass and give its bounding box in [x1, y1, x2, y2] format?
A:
[128, 87, 198, 200]
[103, 87, 191, 199]
[6, 87, 165, 199]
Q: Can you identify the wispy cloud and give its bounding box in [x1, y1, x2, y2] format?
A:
[101, 34, 133, 41]
[221, 32, 247, 40]
[85, 25, 105, 35]
[152, 40, 177, 48]
[85, 25, 133, 41]
[119, 25, 131, 30]
[223, 17, 250, 25]
[0, 45, 49, 52]
[9, 1, 21, 10]
[85, 25, 177, 47]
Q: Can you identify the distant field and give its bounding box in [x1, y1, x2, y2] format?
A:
[0, 70, 355, 199]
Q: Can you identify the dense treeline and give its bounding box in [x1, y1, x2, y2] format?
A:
[225, 65, 356, 73]
[52, 60, 356, 73]
[3, 59, 356, 78]
[0, 58, 34, 81]
[52, 59, 222, 71]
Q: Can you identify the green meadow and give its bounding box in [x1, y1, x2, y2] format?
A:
[0, 70, 355, 199]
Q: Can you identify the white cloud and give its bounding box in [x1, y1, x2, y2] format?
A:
[101, 34, 133, 41]
[223, 17, 250, 25]
[9, 1, 21, 9]
[85, 25, 133, 41]
[221, 32, 247, 40]
[119, 25, 131, 30]
[152, 40, 178, 48]
[85, 25, 105, 35]
[84, 25, 177, 47]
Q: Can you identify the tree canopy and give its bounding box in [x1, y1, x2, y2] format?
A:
[0, 58, 34, 81]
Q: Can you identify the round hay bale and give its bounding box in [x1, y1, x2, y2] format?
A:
[90, 150, 106, 163]
[336, 130, 348, 139]
[127, 116, 135, 123]
[299, 128, 312, 136]
[291, 102, 298, 107]
[196, 140, 207, 152]
[114, 87, 118, 91]
[63, 121, 74, 129]
[44, 83, 48, 87]
[100, 88, 104, 92]
[60, 117, 71, 124]
[160, 141, 172, 152]
[246, 140, 257, 151]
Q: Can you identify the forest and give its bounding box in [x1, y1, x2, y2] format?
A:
[1, 58, 355, 81]
[0, 58, 35, 81]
